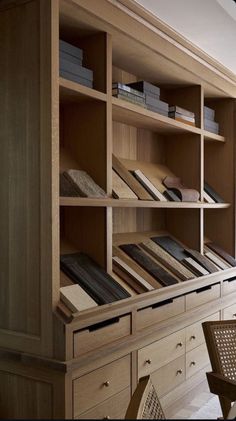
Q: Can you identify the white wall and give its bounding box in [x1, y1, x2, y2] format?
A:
[134, 0, 236, 74]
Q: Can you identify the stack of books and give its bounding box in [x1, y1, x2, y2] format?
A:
[127, 80, 169, 116]
[168, 105, 195, 126]
[204, 106, 219, 134]
[112, 83, 146, 108]
[59, 40, 93, 88]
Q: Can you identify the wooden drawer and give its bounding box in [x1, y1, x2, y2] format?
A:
[186, 312, 220, 352]
[73, 355, 130, 416]
[73, 314, 131, 357]
[151, 356, 185, 397]
[223, 277, 236, 296]
[186, 283, 220, 311]
[76, 387, 130, 419]
[186, 343, 209, 378]
[138, 329, 185, 377]
[137, 296, 185, 330]
[223, 303, 236, 320]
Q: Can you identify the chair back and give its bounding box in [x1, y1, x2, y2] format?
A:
[125, 375, 165, 419]
[202, 320, 236, 381]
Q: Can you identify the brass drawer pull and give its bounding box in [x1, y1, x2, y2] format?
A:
[176, 342, 183, 348]
[145, 358, 152, 365]
[190, 361, 196, 366]
[104, 417, 110, 419]
[103, 381, 110, 387]
[176, 369, 183, 375]
[190, 335, 196, 340]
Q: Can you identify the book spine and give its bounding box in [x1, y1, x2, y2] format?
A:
[114, 94, 147, 108]
[204, 105, 215, 120]
[168, 112, 195, 122]
[168, 105, 195, 118]
[60, 50, 82, 66]
[59, 39, 83, 60]
[60, 70, 93, 88]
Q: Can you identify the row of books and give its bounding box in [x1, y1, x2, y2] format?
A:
[60, 234, 236, 312]
[204, 105, 219, 134]
[60, 39, 93, 88]
[59, 158, 224, 204]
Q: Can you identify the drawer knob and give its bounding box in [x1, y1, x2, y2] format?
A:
[233, 313, 236, 317]
[104, 417, 110, 420]
[145, 358, 152, 365]
[190, 361, 196, 366]
[176, 369, 183, 375]
[103, 381, 110, 387]
[190, 335, 196, 340]
[176, 342, 183, 348]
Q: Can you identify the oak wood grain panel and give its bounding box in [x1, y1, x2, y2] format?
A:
[73, 355, 131, 415]
[76, 387, 130, 419]
[113, 256, 154, 293]
[151, 356, 185, 398]
[222, 303, 236, 320]
[73, 315, 131, 358]
[112, 170, 138, 199]
[185, 311, 219, 352]
[138, 329, 186, 376]
[186, 343, 209, 378]
[60, 284, 97, 313]
[186, 283, 220, 310]
[222, 277, 236, 296]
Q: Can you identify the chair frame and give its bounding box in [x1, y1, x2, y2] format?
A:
[203, 320, 236, 419]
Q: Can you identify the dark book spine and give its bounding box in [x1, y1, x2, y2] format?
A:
[204, 182, 224, 203]
[60, 58, 93, 81]
[151, 235, 188, 262]
[60, 50, 82, 66]
[59, 39, 83, 60]
[163, 189, 181, 201]
[60, 70, 93, 88]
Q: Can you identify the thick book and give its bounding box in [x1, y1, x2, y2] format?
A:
[151, 235, 188, 262]
[60, 252, 130, 305]
[147, 105, 168, 116]
[206, 242, 236, 267]
[119, 243, 178, 286]
[169, 105, 195, 118]
[112, 155, 153, 200]
[60, 58, 93, 81]
[63, 169, 107, 198]
[204, 182, 224, 203]
[204, 105, 215, 121]
[145, 94, 167, 109]
[59, 39, 83, 60]
[168, 112, 195, 123]
[60, 50, 82, 66]
[112, 82, 145, 98]
[169, 115, 196, 126]
[133, 169, 167, 201]
[60, 70, 93, 88]
[60, 284, 97, 312]
[112, 170, 138, 199]
[140, 239, 194, 281]
[126, 81, 160, 97]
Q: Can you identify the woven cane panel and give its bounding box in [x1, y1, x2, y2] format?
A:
[141, 384, 165, 419]
[212, 324, 236, 380]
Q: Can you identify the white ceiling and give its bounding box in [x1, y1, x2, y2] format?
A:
[134, 0, 236, 74]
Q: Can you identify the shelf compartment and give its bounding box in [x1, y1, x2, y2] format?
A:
[60, 197, 230, 209]
[112, 97, 202, 135]
[60, 77, 107, 104]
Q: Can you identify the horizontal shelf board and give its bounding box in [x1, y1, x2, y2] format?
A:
[60, 197, 230, 209]
[203, 130, 225, 142]
[112, 97, 202, 135]
[59, 77, 107, 103]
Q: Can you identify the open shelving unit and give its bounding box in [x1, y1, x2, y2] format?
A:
[1, 0, 236, 419]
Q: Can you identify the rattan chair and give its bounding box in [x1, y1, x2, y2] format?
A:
[202, 320, 236, 419]
[125, 375, 165, 419]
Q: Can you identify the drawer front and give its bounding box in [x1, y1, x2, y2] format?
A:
[137, 296, 185, 331]
[73, 315, 131, 358]
[223, 303, 236, 320]
[151, 356, 185, 398]
[76, 387, 130, 419]
[223, 277, 236, 296]
[186, 312, 220, 352]
[73, 355, 130, 416]
[138, 329, 185, 377]
[186, 343, 209, 378]
[186, 283, 220, 311]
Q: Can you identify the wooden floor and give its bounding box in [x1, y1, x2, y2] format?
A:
[166, 381, 221, 419]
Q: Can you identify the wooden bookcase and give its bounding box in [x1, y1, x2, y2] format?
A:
[1, 0, 236, 418]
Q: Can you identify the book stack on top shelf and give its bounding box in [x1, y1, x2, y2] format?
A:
[168, 105, 196, 126]
[204, 106, 219, 134]
[60, 40, 93, 88]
